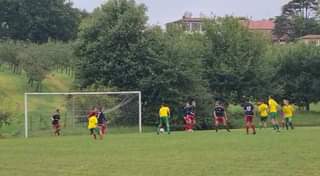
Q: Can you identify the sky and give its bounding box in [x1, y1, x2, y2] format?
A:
[71, 0, 291, 25]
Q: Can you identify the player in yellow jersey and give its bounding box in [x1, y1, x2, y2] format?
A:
[158, 103, 171, 134]
[268, 96, 280, 132]
[282, 99, 295, 130]
[88, 112, 98, 140]
[257, 99, 269, 129]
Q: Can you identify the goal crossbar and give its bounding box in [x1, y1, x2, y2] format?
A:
[24, 91, 142, 138]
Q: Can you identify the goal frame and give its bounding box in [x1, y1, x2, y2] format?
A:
[24, 91, 142, 138]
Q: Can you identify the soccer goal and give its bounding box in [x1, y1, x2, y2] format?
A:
[24, 91, 142, 138]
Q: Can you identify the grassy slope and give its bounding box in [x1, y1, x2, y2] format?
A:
[0, 70, 73, 136]
[0, 128, 319, 176]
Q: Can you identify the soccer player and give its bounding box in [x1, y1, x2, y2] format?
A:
[282, 99, 295, 130]
[213, 101, 230, 132]
[51, 109, 61, 136]
[257, 99, 269, 129]
[158, 103, 171, 134]
[243, 100, 256, 135]
[183, 101, 195, 132]
[97, 107, 107, 140]
[88, 112, 98, 140]
[268, 96, 280, 132]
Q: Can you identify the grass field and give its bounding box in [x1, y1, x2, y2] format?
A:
[1, 127, 320, 176]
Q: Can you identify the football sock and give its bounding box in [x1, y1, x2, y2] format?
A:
[252, 125, 256, 134]
[272, 125, 276, 130]
[289, 122, 294, 129]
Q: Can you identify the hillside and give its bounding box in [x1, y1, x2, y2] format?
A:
[0, 69, 73, 136]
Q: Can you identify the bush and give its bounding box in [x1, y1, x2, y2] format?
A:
[0, 111, 11, 135]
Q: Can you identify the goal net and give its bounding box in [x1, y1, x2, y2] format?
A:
[24, 91, 142, 138]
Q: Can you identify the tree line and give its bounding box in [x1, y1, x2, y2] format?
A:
[75, 0, 320, 126]
[0, 0, 320, 128]
[0, 41, 76, 90]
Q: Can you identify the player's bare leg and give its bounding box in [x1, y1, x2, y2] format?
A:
[223, 119, 231, 132]
[271, 118, 280, 132]
[99, 128, 104, 140]
[214, 120, 219, 132]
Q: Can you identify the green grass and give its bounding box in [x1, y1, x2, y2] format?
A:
[294, 111, 320, 126]
[0, 70, 72, 112]
[0, 69, 73, 136]
[310, 103, 320, 112]
[0, 127, 320, 176]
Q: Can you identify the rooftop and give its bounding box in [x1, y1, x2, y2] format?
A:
[167, 17, 275, 30]
[300, 35, 320, 39]
[246, 20, 275, 30]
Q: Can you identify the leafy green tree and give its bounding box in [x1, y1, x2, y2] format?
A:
[0, 0, 82, 43]
[139, 26, 210, 125]
[202, 16, 268, 103]
[76, 0, 210, 125]
[276, 43, 320, 110]
[0, 40, 24, 73]
[282, 0, 319, 19]
[18, 44, 54, 90]
[17, 42, 74, 91]
[0, 111, 11, 130]
[75, 0, 149, 89]
[45, 42, 77, 75]
[274, 0, 320, 41]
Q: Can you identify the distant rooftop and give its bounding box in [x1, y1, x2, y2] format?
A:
[300, 35, 320, 39]
[245, 20, 275, 30]
[167, 16, 275, 30]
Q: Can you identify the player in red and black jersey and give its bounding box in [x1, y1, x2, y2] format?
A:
[96, 107, 107, 140]
[242, 101, 256, 135]
[183, 101, 196, 132]
[213, 102, 230, 132]
[51, 109, 61, 136]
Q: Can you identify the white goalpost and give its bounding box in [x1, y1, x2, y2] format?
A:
[24, 91, 142, 138]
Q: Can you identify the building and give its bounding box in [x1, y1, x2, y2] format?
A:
[241, 19, 275, 40]
[299, 35, 320, 45]
[166, 15, 203, 32]
[166, 16, 278, 41]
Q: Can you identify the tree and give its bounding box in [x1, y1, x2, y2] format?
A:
[274, 0, 320, 41]
[276, 43, 320, 110]
[0, 40, 24, 73]
[282, 0, 319, 19]
[75, 0, 210, 125]
[0, 111, 11, 131]
[202, 16, 268, 103]
[0, 0, 82, 43]
[17, 42, 75, 91]
[75, 0, 149, 89]
[139, 26, 210, 124]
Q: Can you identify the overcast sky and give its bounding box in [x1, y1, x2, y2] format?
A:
[71, 0, 291, 25]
